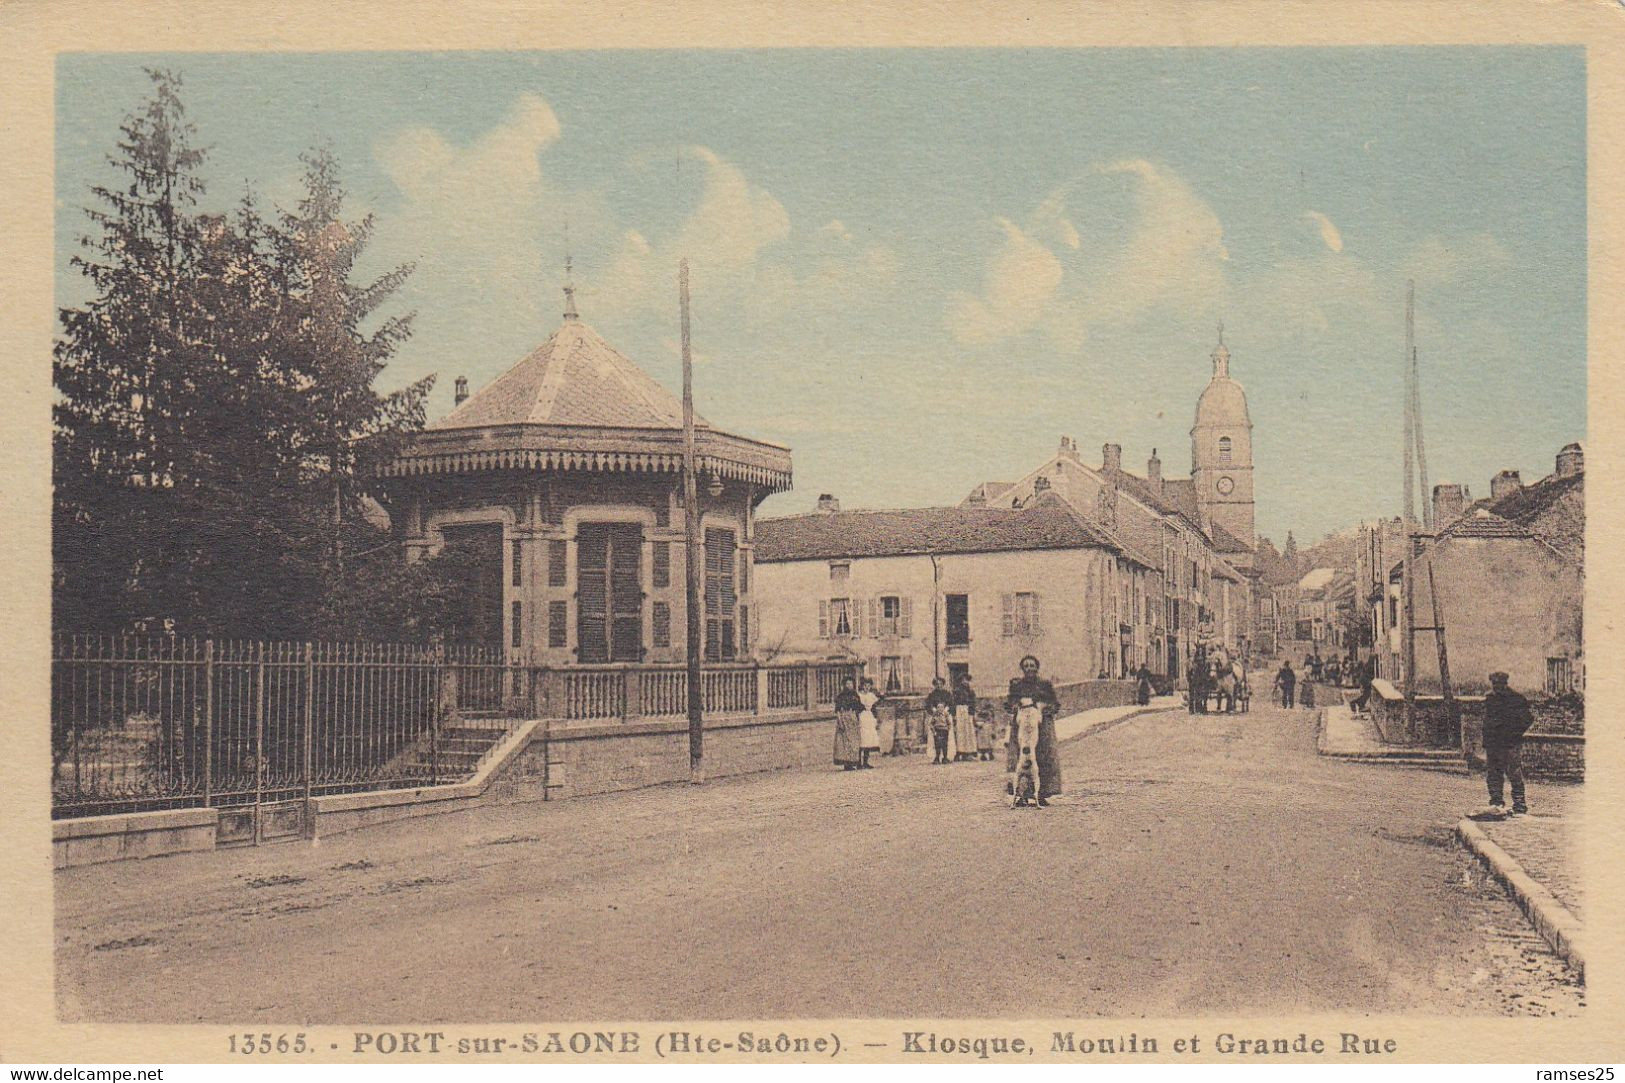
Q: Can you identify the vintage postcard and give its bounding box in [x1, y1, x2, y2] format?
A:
[2, 0, 1622, 1068]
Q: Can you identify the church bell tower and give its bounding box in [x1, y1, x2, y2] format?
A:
[1191, 326, 1255, 548]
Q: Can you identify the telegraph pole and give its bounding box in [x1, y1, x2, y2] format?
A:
[1401, 281, 1419, 731]
[680, 260, 705, 783]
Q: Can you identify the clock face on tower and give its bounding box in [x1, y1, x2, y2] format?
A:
[1216, 476, 1235, 496]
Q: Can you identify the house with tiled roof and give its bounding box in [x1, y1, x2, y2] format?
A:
[1365, 443, 1584, 702]
[954, 331, 1262, 680]
[379, 282, 790, 665]
[753, 493, 1158, 692]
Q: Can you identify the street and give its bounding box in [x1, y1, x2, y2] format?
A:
[56, 698, 1582, 1022]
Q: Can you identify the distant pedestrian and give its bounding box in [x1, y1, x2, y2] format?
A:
[924, 677, 954, 765]
[1480, 671, 1533, 817]
[1135, 664, 1153, 706]
[833, 678, 863, 771]
[857, 679, 883, 769]
[1351, 658, 1374, 714]
[1188, 648, 1209, 714]
[1005, 655, 1062, 804]
[1274, 662, 1296, 709]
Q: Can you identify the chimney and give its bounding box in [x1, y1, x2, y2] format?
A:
[1431, 482, 1466, 528]
[815, 493, 841, 514]
[1556, 442, 1584, 478]
[1147, 448, 1162, 492]
[1102, 442, 1122, 473]
[1490, 470, 1522, 501]
[454, 376, 469, 406]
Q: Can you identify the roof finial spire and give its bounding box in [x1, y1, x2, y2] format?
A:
[1211, 320, 1230, 379]
[562, 222, 579, 321]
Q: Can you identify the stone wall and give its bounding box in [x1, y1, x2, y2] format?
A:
[495, 710, 837, 801]
[1055, 679, 1139, 715]
[1460, 694, 1585, 782]
[1368, 679, 1584, 780]
[54, 807, 218, 869]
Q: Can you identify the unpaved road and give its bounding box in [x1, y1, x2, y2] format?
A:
[56, 701, 1582, 1021]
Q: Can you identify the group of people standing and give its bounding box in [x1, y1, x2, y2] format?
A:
[831, 655, 1064, 805]
[922, 674, 995, 763]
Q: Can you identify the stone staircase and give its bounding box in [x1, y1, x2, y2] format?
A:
[1322, 744, 1471, 774]
[1318, 704, 1471, 774]
[395, 718, 516, 785]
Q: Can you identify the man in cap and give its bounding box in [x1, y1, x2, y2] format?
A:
[1479, 670, 1534, 817]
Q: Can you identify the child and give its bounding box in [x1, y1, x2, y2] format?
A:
[924, 677, 954, 765]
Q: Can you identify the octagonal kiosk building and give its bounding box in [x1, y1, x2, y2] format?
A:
[379, 292, 792, 669]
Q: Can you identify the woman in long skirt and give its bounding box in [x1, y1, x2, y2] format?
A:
[1005, 655, 1062, 804]
[952, 673, 981, 761]
[833, 677, 863, 770]
[857, 679, 883, 769]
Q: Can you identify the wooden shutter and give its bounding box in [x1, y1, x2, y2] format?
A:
[899, 596, 913, 639]
[867, 597, 879, 638]
[652, 542, 671, 588]
[548, 601, 568, 648]
[1031, 593, 1043, 636]
[1001, 594, 1015, 637]
[575, 525, 609, 663]
[900, 655, 913, 692]
[548, 540, 567, 587]
[609, 525, 644, 662]
[652, 601, 671, 648]
[819, 600, 830, 639]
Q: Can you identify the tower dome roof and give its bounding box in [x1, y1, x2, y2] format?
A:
[1193, 331, 1252, 428]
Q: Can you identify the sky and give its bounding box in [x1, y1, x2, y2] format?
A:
[55, 48, 1586, 545]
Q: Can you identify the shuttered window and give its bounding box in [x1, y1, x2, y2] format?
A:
[548, 601, 568, 648]
[652, 541, 671, 588]
[878, 595, 913, 638]
[576, 523, 644, 663]
[548, 540, 567, 587]
[1002, 592, 1042, 636]
[652, 601, 672, 649]
[704, 528, 738, 661]
[511, 540, 523, 587]
[511, 601, 522, 648]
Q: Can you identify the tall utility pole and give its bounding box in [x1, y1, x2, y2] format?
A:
[1400, 281, 1421, 730]
[680, 260, 704, 783]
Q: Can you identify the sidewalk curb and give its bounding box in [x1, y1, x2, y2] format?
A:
[1455, 817, 1585, 981]
[1057, 702, 1168, 746]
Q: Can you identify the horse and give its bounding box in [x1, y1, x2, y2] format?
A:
[1213, 660, 1238, 713]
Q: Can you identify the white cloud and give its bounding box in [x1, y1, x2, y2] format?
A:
[369, 93, 577, 351]
[945, 216, 1064, 346]
[947, 159, 1230, 349]
[1305, 210, 1344, 253]
[598, 146, 896, 324]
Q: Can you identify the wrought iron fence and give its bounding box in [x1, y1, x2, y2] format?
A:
[51, 635, 513, 819]
[52, 635, 863, 820]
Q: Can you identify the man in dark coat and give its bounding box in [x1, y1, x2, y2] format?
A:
[1481, 670, 1533, 816]
[1274, 662, 1296, 709]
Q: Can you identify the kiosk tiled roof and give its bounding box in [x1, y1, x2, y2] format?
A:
[430, 318, 709, 432]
